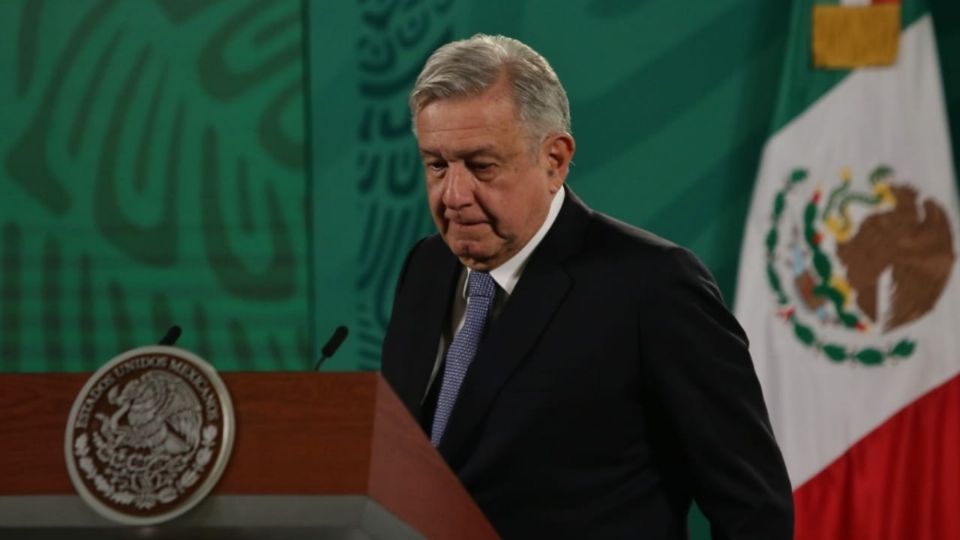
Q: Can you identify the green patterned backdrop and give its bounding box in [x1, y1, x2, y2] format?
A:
[1, 0, 308, 371]
[2, 0, 958, 536]
[2, 2, 958, 364]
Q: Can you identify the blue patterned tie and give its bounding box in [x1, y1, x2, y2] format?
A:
[431, 271, 497, 446]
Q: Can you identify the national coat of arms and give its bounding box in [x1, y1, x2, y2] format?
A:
[64, 346, 234, 524]
[764, 165, 955, 365]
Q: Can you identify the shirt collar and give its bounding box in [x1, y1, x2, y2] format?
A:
[463, 187, 565, 298]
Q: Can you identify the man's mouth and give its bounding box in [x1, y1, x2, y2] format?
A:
[449, 219, 486, 228]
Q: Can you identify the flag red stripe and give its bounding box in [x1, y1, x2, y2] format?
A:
[793, 373, 960, 539]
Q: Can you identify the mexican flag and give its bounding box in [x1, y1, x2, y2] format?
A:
[734, 0, 960, 538]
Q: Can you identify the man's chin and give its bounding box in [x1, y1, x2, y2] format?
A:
[458, 257, 498, 271]
[446, 240, 497, 270]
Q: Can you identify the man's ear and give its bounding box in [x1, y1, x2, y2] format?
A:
[543, 133, 575, 191]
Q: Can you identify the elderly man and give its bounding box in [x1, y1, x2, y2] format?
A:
[381, 34, 793, 539]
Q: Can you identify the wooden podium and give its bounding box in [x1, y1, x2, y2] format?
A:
[0, 372, 498, 539]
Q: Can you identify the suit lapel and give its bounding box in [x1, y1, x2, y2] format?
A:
[437, 189, 591, 462]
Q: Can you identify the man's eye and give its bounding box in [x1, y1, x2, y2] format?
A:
[426, 162, 447, 173]
[470, 162, 494, 172]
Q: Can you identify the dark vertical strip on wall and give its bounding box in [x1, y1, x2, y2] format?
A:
[193, 303, 211, 360]
[201, 128, 296, 300]
[932, 0, 960, 170]
[374, 206, 411, 330]
[168, 100, 187, 204]
[268, 336, 290, 370]
[79, 255, 96, 369]
[236, 159, 254, 234]
[152, 293, 175, 343]
[16, 0, 43, 97]
[134, 63, 168, 193]
[70, 30, 122, 157]
[296, 325, 310, 370]
[356, 203, 389, 289]
[301, 0, 316, 364]
[355, 201, 378, 286]
[259, 81, 303, 169]
[228, 319, 254, 370]
[6, 0, 116, 215]
[1, 224, 22, 369]
[95, 45, 180, 267]
[42, 237, 63, 370]
[108, 282, 133, 353]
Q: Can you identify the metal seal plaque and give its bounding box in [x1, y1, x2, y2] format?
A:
[64, 346, 235, 525]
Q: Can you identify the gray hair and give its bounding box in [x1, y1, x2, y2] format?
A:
[409, 34, 571, 142]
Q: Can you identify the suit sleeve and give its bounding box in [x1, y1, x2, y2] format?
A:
[638, 247, 794, 540]
[380, 237, 426, 387]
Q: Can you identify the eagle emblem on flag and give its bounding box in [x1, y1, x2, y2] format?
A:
[764, 165, 955, 365]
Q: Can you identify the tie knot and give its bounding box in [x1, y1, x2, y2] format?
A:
[467, 271, 496, 299]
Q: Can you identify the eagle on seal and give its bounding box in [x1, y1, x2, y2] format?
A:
[100, 371, 203, 455]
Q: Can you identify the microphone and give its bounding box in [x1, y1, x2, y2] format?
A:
[314, 325, 349, 370]
[158, 325, 182, 346]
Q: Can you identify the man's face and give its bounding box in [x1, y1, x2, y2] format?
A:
[415, 78, 573, 271]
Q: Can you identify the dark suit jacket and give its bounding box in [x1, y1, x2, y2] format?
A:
[381, 189, 793, 539]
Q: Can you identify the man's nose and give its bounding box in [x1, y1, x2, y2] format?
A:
[442, 162, 474, 209]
